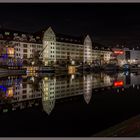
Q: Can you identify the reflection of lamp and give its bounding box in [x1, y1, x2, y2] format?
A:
[68, 66, 76, 74]
[71, 60, 75, 65]
[31, 61, 35, 65]
[114, 81, 123, 87]
[132, 59, 136, 63]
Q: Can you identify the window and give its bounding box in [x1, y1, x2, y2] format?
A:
[36, 36, 40, 39]
[15, 43, 20, 46]
[23, 44, 27, 48]
[22, 84, 27, 88]
[23, 49, 27, 53]
[5, 32, 10, 35]
[23, 54, 27, 58]
[23, 90, 27, 94]
[32, 45, 36, 47]
[22, 95, 26, 99]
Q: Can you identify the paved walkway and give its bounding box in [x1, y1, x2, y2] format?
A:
[94, 114, 140, 137]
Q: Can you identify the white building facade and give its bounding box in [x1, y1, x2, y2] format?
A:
[0, 27, 113, 66]
[42, 27, 112, 66]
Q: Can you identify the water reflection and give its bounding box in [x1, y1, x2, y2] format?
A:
[0, 71, 140, 115]
[41, 77, 56, 115]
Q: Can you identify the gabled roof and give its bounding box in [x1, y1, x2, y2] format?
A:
[93, 42, 112, 51]
[34, 26, 85, 45]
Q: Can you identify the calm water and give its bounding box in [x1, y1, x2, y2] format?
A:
[0, 71, 140, 137]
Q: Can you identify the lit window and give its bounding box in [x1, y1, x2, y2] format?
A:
[5, 32, 10, 35]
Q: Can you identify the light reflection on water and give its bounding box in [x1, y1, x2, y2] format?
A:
[0, 71, 140, 115]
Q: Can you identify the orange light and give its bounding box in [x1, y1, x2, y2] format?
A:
[7, 48, 14, 57]
[114, 81, 124, 87]
[6, 87, 14, 97]
[68, 66, 76, 74]
[114, 50, 124, 55]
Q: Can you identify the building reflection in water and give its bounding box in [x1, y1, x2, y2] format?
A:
[41, 73, 114, 114]
[1, 72, 140, 115]
[83, 74, 92, 104]
[41, 77, 56, 115]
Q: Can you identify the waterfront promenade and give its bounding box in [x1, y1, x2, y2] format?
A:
[94, 114, 140, 137]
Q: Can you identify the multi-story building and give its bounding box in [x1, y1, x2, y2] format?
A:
[37, 26, 113, 66]
[0, 27, 113, 67]
[112, 47, 140, 66]
[0, 29, 43, 66]
[2, 27, 140, 67]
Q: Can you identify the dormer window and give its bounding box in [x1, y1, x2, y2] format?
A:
[36, 36, 40, 39]
[5, 32, 10, 35]
[14, 33, 18, 36]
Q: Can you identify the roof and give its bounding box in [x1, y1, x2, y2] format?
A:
[0, 28, 42, 44]
[93, 42, 112, 51]
[55, 33, 84, 44]
[34, 27, 85, 45]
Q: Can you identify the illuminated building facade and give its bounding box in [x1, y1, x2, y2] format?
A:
[40, 27, 113, 66]
[112, 48, 140, 66]
[0, 29, 42, 66]
[84, 35, 92, 64]
[0, 27, 113, 67]
[1, 27, 140, 67]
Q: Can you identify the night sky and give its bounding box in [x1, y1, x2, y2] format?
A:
[1, 3, 140, 45]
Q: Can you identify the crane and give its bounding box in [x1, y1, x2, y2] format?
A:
[30, 44, 48, 66]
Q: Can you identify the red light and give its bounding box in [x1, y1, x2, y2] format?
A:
[114, 81, 124, 87]
[114, 50, 124, 55]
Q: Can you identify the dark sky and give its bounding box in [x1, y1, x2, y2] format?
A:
[1, 3, 140, 43]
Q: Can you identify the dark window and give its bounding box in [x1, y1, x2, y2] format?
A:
[23, 44, 27, 48]
[23, 84, 27, 88]
[23, 49, 27, 53]
[126, 73, 131, 85]
[23, 90, 27, 94]
[22, 95, 26, 99]
[125, 51, 130, 60]
[23, 54, 27, 58]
